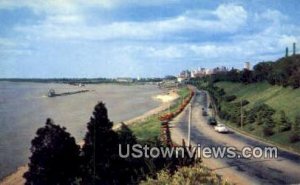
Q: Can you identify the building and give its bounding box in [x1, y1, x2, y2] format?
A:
[204, 69, 211, 75]
[244, 62, 251, 70]
[177, 70, 191, 82]
[177, 66, 230, 81]
[116, 77, 133, 83]
[212, 66, 228, 74]
[191, 68, 206, 78]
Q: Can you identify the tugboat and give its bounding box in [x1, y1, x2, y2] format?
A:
[48, 89, 56, 97]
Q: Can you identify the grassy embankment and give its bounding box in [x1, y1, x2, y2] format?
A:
[130, 87, 190, 141]
[215, 81, 300, 151]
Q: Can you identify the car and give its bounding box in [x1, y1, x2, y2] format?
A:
[214, 124, 229, 133]
[207, 117, 217, 125]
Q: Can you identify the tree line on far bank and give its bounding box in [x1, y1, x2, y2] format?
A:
[208, 54, 300, 89]
[23, 102, 196, 185]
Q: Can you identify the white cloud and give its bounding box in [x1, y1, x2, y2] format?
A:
[0, 38, 17, 48]
[0, 0, 78, 15]
[278, 35, 299, 46]
[259, 9, 287, 23]
[14, 3, 248, 41]
[214, 4, 247, 27]
[0, 0, 180, 13]
[3, 1, 300, 73]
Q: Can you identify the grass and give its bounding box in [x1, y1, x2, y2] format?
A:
[130, 115, 161, 141]
[130, 87, 190, 141]
[215, 81, 300, 152]
[216, 82, 300, 119]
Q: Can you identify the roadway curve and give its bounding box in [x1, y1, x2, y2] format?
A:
[171, 88, 300, 185]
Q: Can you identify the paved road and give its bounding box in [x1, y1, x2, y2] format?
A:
[171, 89, 300, 185]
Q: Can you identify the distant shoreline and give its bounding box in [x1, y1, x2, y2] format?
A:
[0, 78, 163, 85]
[0, 89, 178, 185]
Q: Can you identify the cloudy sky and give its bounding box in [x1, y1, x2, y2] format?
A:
[0, 0, 299, 78]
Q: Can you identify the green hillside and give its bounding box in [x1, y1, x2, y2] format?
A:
[215, 81, 300, 151]
[215, 82, 300, 119]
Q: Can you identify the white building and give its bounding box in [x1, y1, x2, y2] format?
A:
[116, 77, 133, 83]
[177, 70, 191, 82]
[244, 62, 251, 70]
[205, 69, 214, 75]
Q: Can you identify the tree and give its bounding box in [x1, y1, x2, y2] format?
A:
[293, 115, 300, 133]
[240, 69, 253, 84]
[262, 116, 275, 136]
[81, 102, 119, 185]
[164, 75, 177, 80]
[227, 68, 240, 82]
[115, 123, 141, 184]
[24, 118, 80, 185]
[278, 110, 291, 132]
[290, 115, 300, 143]
[253, 62, 273, 82]
[117, 122, 137, 146]
[289, 68, 300, 88]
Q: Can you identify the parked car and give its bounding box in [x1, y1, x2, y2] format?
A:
[207, 117, 217, 125]
[214, 124, 229, 133]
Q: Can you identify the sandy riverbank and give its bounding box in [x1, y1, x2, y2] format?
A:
[153, 90, 179, 103]
[0, 89, 179, 185]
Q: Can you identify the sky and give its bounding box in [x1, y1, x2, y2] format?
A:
[0, 0, 300, 78]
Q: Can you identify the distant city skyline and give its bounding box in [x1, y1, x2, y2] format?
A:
[0, 0, 300, 78]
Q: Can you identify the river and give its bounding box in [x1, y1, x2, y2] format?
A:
[0, 82, 162, 179]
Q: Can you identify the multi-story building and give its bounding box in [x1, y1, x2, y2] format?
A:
[177, 70, 191, 82]
[244, 62, 251, 70]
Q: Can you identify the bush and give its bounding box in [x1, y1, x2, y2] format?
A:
[224, 95, 236, 102]
[219, 111, 231, 121]
[245, 111, 256, 124]
[140, 164, 230, 185]
[278, 110, 291, 132]
[289, 133, 300, 143]
[263, 127, 274, 136]
[248, 125, 255, 131]
[292, 115, 300, 132]
[235, 100, 249, 106]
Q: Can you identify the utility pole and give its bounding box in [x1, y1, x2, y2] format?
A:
[188, 103, 192, 147]
[240, 100, 243, 129]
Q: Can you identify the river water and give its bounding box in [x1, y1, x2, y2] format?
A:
[0, 82, 162, 179]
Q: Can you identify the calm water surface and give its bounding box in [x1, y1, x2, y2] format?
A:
[0, 82, 162, 179]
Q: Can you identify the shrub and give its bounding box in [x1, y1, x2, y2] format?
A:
[248, 125, 255, 131]
[235, 100, 249, 106]
[224, 95, 236, 102]
[292, 115, 300, 132]
[278, 110, 291, 132]
[140, 164, 230, 185]
[263, 127, 274, 136]
[289, 133, 300, 143]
